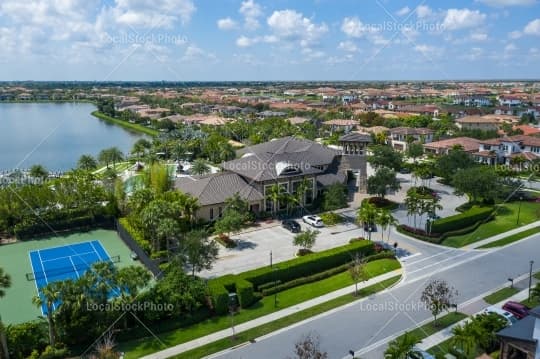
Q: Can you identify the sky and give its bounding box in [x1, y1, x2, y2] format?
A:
[0, 0, 539, 81]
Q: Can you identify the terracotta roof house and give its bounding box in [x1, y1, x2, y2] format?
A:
[389, 127, 434, 152]
[424, 137, 481, 155]
[323, 119, 358, 133]
[455, 116, 500, 132]
[472, 135, 540, 167]
[174, 136, 370, 221]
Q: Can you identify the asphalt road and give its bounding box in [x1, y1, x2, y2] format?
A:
[209, 232, 540, 359]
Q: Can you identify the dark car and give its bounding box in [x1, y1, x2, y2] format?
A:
[399, 167, 411, 174]
[282, 219, 301, 233]
[502, 301, 530, 320]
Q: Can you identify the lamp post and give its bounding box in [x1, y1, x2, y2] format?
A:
[270, 250, 273, 268]
[508, 278, 514, 289]
[529, 260, 534, 302]
[516, 195, 523, 225]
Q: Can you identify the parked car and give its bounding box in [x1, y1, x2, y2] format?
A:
[482, 306, 518, 325]
[302, 215, 324, 227]
[502, 301, 530, 320]
[282, 219, 301, 233]
[409, 349, 435, 359]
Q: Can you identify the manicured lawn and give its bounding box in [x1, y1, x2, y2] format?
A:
[397, 312, 467, 342]
[483, 287, 519, 305]
[427, 337, 459, 359]
[478, 227, 540, 249]
[442, 202, 540, 248]
[92, 111, 159, 136]
[170, 276, 402, 359]
[119, 259, 401, 358]
[535, 272, 540, 281]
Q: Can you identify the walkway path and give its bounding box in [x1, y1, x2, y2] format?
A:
[139, 269, 403, 359]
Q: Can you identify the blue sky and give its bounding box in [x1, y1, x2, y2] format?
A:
[0, 0, 539, 81]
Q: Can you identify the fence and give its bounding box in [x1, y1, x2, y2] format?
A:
[116, 220, 162, 278]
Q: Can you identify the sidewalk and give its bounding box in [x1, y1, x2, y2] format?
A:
[462, 220, 540, 250]
[140, 268, 403, 359]
[417, 274, 538, 351]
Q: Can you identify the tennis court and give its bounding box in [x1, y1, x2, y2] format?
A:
[29, 240, 118, 314]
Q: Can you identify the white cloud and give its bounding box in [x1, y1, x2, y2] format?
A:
[470, 32, 489, 41]
[460, 47, 484, 61]
[524, 19, 540, 35]
[505, 43, 517, 52]
[442, 9, 486, 30]
[413, 44, 441, 57]
[508, 30, 522, 38]
[338, 40, 358, 52]
[217, 17, 237, 30]
[236, 35, 256, 47]
[181, 44, 217, 62]
[415, 5, 433, 18]
[341, 17, 375, 38]
[476, 0, 536, 6]
[267, 10, 328, 47]
[396, 6, 411, 16]
[110, 0, 196, 28]
[239, 0, 262, 30]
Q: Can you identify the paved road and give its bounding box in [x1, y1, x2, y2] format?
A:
[210, 233, 540, 359]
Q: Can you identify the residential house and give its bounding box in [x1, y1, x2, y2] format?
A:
[498, 95, 522, 107]
[174, 136, 370, 221]
[473, 135, 540, 167]
[323, 119, 358, 134]
[497, 306, 540, 359]
[455, 116, 500, 132]
[389, 127, 434, 152]
[423, 137, 481, 155]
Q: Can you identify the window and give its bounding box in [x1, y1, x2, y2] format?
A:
[210, 208, 214, 220]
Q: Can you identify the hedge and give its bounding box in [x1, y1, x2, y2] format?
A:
[236, 278, 256, 308]
[242, 240, 375, 291]
[208, 280, 230, 315]
[118, 218, 152, 254]
[430, 206, 494, 234]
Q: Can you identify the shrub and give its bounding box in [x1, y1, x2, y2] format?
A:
[242, 240, 375, 291]
[118, 218, 152, 253]
[296, 248, 313, 256]
[236, 278, 255, 308]
[216, 233, 236, 248]
[364, 197, 399, 210]
[430, 206, 494, 234]
[208, 280, 230, 315]
[319, 212, 344, 226]
[6, 321, 48, 359]
[349, 237, 366, 243]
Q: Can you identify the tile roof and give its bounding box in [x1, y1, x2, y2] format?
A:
[424, 137, 481, 152]
[497, 306, 540, 343]
[389, 127, 434, 135]
[339, 132, 373, 143]
[174, 172, 263, 206]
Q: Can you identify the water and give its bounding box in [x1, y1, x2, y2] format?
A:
[0, 102, 148, 171]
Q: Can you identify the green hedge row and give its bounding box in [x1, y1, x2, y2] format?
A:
[430, 206, 494, 234]
[118, 218, 152, 253]
[260, 251, 395, 296]
[243, 240, 375, 290]
[207, 241, 375, 312]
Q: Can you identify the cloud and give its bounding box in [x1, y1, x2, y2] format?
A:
[414, 44, 440, 56]
[415, 5, 433, 18]
[459, 47, 484, 61]
[217, 17, 237, 30]
[338, 40, 359, 52]
[470, 31, 489, 41]
[476, 0, 536, 6]
[396, 6, 411, 16]
[341, 17, 376, 38]
[267, 10, 328, 47]
[442, 8, 486, 30]
[239, 0, 263, 30]
[524, 18, 540, 35]
[181, 44, 216, 62]
[508, 30, 522, 38]
[109, 0, 196, 28]
[236, 35, 256, 47]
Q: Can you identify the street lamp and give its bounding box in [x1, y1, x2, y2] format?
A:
[508, 278, 514, 289]
[516, 195, 523, 225]
[529, 260, 534, 302]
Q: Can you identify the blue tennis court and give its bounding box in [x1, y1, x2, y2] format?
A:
[28, 240, 114, 314]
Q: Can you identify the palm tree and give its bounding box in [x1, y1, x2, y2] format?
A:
[266, 183, 286, 217]
[404, 188, 420, 229]
[32, 282, 61, 346]
[131, 138, 151, 162]
[0, 268, 12, 359]
[108, 147, 124, 169]
[384, 332, 420, 359]
[378, 209, 397, 242]
[356, 202, 379, 240]
[293, 178, 311, 216]
[77, 154, 98, 171]
[191, 159, 211, 176]
[425, 198, 443, 234]
[451, 322, 477, 357]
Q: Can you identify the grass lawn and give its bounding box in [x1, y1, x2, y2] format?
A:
[398, 312, 467, 342]
[170, 276, 401, 359]
[442, 202, 540, 248]
[535, 272, 540, 280]
[483, 287, 520, 305]
[119, 259, 401, 358]
[427, 337, 460, 359]
[521, 296, 540, 308]
[92, 111, 159, 136]
[478, 227, 540, 249]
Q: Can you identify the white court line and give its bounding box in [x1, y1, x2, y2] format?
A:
[68, 256, 81, 278]
[40, 250, 97, 263]
[28, 251, 44, 316]
[90, 240, 103, 261]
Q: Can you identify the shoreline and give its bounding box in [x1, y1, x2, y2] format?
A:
[0, 99, 96, 104]
[91, 111, 159, 137]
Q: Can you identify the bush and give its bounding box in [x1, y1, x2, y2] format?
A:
[118, 217, 152, 253]
[430, 206, 494, 234]
[349, 237, 366, 243]
[216, 233, 236, 248]
[6, 321, 48, 359]
[242, 240, 375, 291]
[319, 212, 344, 226]
[236, 278, 255, 308]
[364, 197, 399, 210]
[208, 280, 230, 315]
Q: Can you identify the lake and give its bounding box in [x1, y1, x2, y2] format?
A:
[0, 102, 147, 171]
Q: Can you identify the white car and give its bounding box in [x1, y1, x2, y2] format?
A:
[481, 306, 518, 326]
[302, 215, 324, 227]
